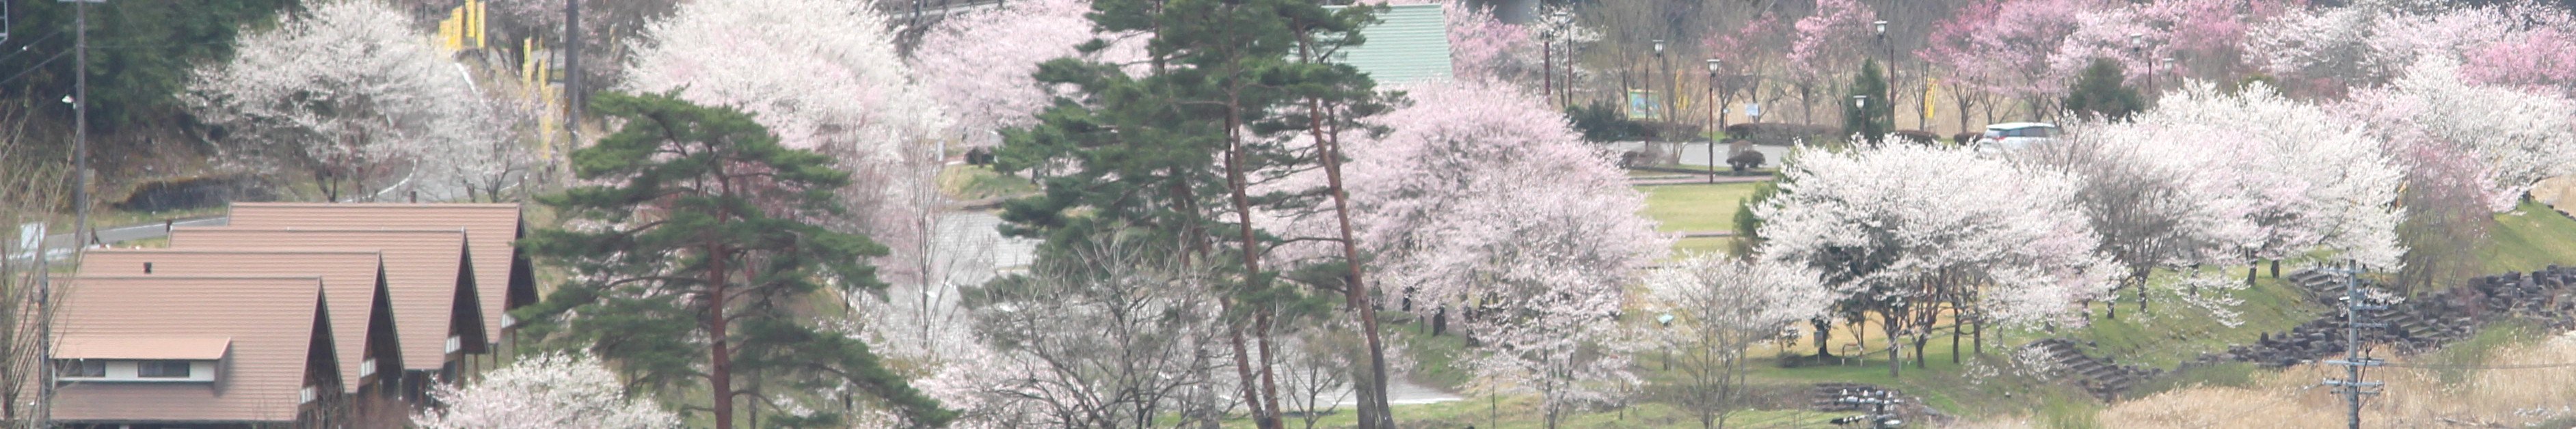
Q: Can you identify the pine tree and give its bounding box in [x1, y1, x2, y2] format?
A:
[2065, 57, 2145, 121]
[989, 0, 1391, 426]
[1844, 59, 1894, 145]
[519, 92, 954, 428]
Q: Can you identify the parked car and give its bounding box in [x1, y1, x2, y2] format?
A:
[1972, 122, 2059, 156]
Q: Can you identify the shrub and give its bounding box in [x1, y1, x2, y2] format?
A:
[1727, 148, 1767, 173]
[1725, 123, 1839, 146]
[1893, 130, 1941, 146]
[1566, 100, 1650, 141]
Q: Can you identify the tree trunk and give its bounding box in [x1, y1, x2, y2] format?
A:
[1229, 324, 1277, 429]
[1812, 318, 1834, 359]
[1222, 89, 1285, 429]
[1302, 69, 1395, 427]
[1884, 310, 1902, 378]
[708, 242, 735, 429]
[1972, 312, 1984, 356]
[1257, 313, 1285, 428]
[1950, 309, 1961, 364]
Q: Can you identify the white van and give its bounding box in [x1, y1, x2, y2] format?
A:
[1973, 122, 2059, 156]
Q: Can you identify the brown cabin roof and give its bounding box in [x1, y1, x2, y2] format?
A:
[228, 203, 528, 333]
[48, 275, 333, 424]
[167, 227, 486, 364]
[80, 249, 399, 393]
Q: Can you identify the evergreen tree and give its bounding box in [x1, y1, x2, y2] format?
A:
[2065, 57, 2145, 121]
[989, 0, 1393, 426]
[520, 92, 954, 428]
[1843, 59, 1894, 145]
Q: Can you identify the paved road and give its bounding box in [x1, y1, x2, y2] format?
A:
[11, 217, 228, 263]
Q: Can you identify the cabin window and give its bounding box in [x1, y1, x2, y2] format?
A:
[137, 360, 191, 378]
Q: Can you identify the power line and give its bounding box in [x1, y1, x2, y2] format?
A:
[0, 29, 66, 64]
[2192, 385, 2322, 429]
[2380, 361, 2576, 370]
[0, 49, 69, 87]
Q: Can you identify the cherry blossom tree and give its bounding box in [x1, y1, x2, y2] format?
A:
[1706, 13, 1789, 128]
[2247, 3, 2515, 95]
[2040, 105, 2281, 319]
[625, 0, 948, 289]
[2136, 83, 2409, 270]
[2049, 6, 2159, 90]
[1266, 79, 1664, 309]
[1448, 3, 1595, 89]
[2462, 26, 2576, 95]
[1462, 267, 1640, 429]
[912, 0, 1146, 148]
[424, 74, 546, 203]
[1786, 0, 1876, 124]
[2354, 59, 2576, 290]
[1255, 78, 1659, 429]
[1643, 255, 1834, 428]
[2359, 59, 2576, 213]
[185, 0, 482, 202]
[413, 352, 681, 429]
[1758, 143, 2115, 377]
[1919, 0, 2093, 121]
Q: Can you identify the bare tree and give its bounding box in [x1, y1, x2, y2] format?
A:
[0, 114, 67, 425]
[954, 233, 1231, 428]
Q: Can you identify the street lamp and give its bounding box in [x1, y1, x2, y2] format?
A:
[1549, 10, 1570, 106]
[1658, 313, 1676, 370]
[1874, 20, 1894, 135]
[1706, 58, 1721, 182]
[2128, 33, 2149, 102]
[1652, 39, 1668, 123]
[1853, 95, 1873, 146]
[2158, 56, 2174, 99]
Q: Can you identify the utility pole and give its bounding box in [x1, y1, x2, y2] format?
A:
[41, 1, 103, 425]
[2322, 261, 2383, 429]
[563, 0, 580, 149]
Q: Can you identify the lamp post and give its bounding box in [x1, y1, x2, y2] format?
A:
[1550, 9, 1570, 106]
[1853, 94, 1871, 145]
[1658, 314, 1676, 370]
[1542, 27, 1555, 103]
[1652, 38, 1668, 123]
[2158, 56, 2173, 102]
[1706, 58, 1721, 182]
[1875, 20, 1893, 133]
[2129, 33, 2147, 99]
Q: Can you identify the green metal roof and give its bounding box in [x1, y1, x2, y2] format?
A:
[1325, 3, 1451, 83]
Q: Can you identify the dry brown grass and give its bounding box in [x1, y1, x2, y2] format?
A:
[2080, 335, 2576, 428]
[2534, 176, 2576, 212]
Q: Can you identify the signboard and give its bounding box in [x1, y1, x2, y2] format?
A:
[13, 222, 42, 260]
[1626, 89, 1663, 120]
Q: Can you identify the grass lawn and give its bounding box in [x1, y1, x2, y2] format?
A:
[938, 165, 1039, 201]
[2481, 200, 2576, 273]
[1637, 182, 1759, 234]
